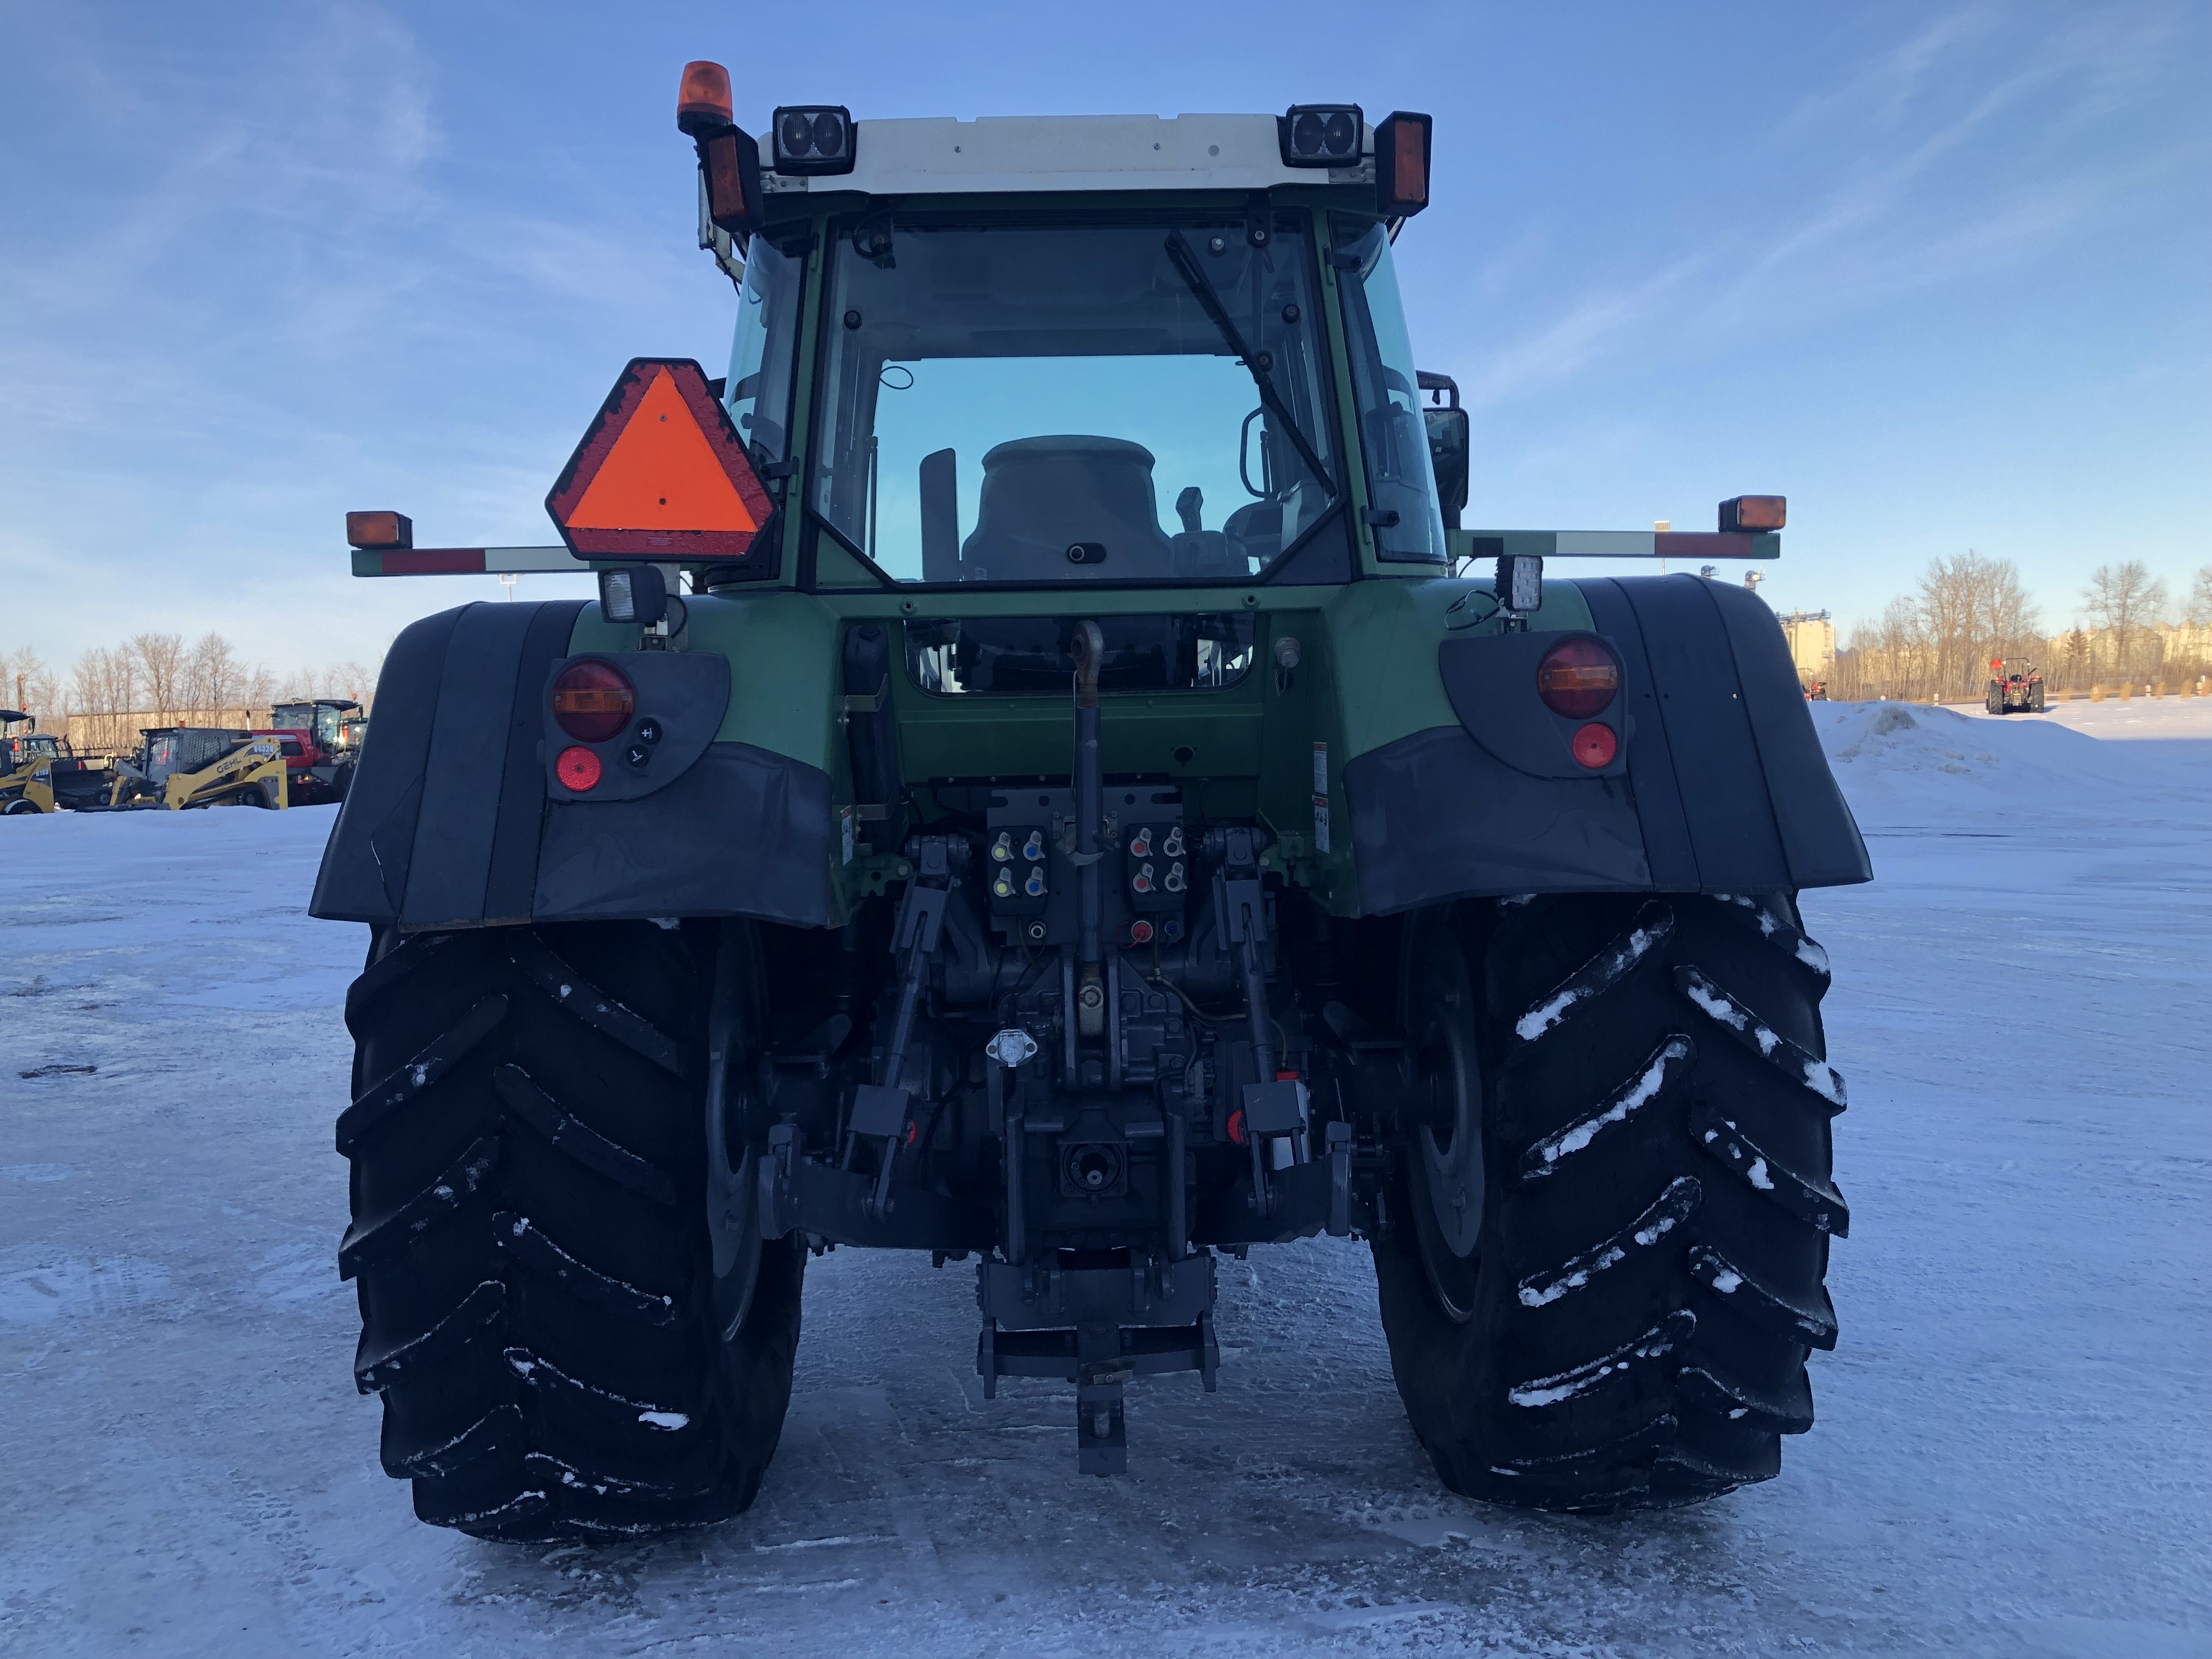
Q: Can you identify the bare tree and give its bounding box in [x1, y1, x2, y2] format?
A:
[1912, 551, 2040, 698]
[2191, 564, 2212, 628]
[2061, 628, 2091, 691]
[70, 646, 136, 716]
[5, 647, 61, 724]
[2081, 562, 2169, 679]
[181, 633, 250, 720]
[127, 632, 188, 716]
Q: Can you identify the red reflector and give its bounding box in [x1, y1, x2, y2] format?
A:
[1226, 1108, 1248, 1147]
[1572, 723, 1618, 769]
[1537, 637, 1621, 718]
[677, 60, 733, 136]
[551, 661, 634, 742]
[555, 745, 603, 791]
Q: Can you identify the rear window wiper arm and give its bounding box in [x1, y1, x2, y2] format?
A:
[1163, 231, 1335, 496]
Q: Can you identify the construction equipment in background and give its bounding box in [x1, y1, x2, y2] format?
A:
[1, 710, 117, 814]
[105, 727, 290, 810]
[1985, 658, 2046, 714]
[261, 697, 364, 803]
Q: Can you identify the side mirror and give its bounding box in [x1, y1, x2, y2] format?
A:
[1423, 404, 1469, 531]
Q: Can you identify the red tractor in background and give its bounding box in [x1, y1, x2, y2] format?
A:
[255, 696, 364, 803]
[1985, 659, 2045, 715]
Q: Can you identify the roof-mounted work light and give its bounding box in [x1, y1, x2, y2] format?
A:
[1375, 111, 1432, 216]
[597, 565, 668, 628]
[676, 60, 733, 136]
[772, 105, 855, 174]
[1278, 104, 1363, 167]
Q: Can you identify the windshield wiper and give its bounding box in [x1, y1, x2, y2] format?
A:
[1163, 231, 1335, 496]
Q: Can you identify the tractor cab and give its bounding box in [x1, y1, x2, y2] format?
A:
[1, 712, 63, 775]
[262, 697, 364, 802]
[270, 698, 361, 756]
[134, 727, 253, 787]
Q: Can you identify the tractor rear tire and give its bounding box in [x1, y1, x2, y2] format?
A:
[1373, 892, 1846, 1513]
[338, 919, 804, 1541]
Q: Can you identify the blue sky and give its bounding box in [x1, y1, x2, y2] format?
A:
[2, 1, 2205, 668]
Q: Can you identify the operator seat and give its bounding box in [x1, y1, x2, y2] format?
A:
[958, 436, 1176, 579]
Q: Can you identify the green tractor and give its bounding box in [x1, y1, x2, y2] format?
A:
[316, 71, 1867, 1542]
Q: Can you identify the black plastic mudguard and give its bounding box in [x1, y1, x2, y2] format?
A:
[1344, 574, 1869, 913]
[309, 602, 833, 932]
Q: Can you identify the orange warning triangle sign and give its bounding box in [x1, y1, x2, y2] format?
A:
[566, 368, 757, 532]
[545, 358, 775, 562]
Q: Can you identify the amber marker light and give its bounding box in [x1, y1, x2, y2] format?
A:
[345, 511, 413, 550]
[678, 60, 733, 135]
[1720, 495, 1787, 532]
[1375, 111, 1432, 216]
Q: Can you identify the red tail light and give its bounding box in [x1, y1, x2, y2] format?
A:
[1536, 637, 1620, 719]
[551, 661, 634, 742]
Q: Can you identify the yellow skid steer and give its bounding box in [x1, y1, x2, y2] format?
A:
[106, 728, 290, 810]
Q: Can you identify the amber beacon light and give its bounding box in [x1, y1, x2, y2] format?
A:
[676, 61, 733, 134]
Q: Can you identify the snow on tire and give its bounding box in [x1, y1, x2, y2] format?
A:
[1372, 891, 1844, 1513]
[338, 920, 803, 1541]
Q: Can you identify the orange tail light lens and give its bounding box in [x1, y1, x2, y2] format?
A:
[551, 661, 634, 742]
[1537, 637, 1621, 719]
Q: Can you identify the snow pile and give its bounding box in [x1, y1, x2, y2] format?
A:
[1812, 699, 2210, 831]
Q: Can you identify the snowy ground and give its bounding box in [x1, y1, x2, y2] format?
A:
[3, 700, 2207, 1658]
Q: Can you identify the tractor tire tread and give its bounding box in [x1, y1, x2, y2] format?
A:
[340, 921, 803, 1541]
[338, 1133, 501, 1279]
[1372, 890, 1843, 1514]
[494, 1064, 677, 1207]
